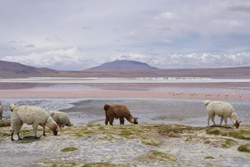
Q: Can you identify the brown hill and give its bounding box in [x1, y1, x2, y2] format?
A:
[87, 60, 157, 70]
[0, 60, 57, 78]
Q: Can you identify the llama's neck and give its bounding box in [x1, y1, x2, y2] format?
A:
[231, 112, 239, 124]
[125, 114, 135, 123]
[46, 116, 57, 128]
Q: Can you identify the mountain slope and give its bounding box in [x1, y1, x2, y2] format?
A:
[87, 60, 158, 70]
[0, 60, 57, 78]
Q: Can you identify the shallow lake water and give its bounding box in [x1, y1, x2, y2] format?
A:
[2, 97, 250, 127]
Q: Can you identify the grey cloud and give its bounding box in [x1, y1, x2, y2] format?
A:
[24, 43, 35, 48]
[228, 4, 250, 13]
[81, 26, 93, 30]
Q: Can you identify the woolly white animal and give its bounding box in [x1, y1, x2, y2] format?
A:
[0, 103, 3, 120]
[9, 103, 59, 141]
[204, 100, 241, 128]
[50, 110, 73, 127]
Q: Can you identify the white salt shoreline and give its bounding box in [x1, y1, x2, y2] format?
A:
[1, 76, 250, 84]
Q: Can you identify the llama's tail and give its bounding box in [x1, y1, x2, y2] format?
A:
[204, 100, 211, 107]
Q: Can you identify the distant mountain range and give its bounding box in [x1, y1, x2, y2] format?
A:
[0, 60, 157, 78]
[1, 60, 250, 79]
[87, 60, 157, 70]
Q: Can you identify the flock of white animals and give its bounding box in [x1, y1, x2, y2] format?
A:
[0, 100, 241, 141]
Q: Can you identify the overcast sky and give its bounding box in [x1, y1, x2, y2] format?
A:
[0, 0, 250, 70]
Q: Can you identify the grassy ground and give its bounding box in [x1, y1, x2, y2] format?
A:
[1, 123, 250, 166]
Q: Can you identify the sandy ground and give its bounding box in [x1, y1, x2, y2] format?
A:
[0, 82, 250, 167]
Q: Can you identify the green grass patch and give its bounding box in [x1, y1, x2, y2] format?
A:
[16, 136, 41, 144]
[98, 126, 105, 131]
[61, 147, 78, 152]
[204, 156, 214, 159]
[238, 144, 250, 153]
[150, 150, 177, 162]
[119, 129, 134, 139]
[206, 127, 250, 140]
[204, 140, 211, 144]
[228, 130, 250, 140]
[141, 137, 162, 146]
[222, 138, 236, 148]
[157, 124, 205, 137]
[38, 160, 77, 167]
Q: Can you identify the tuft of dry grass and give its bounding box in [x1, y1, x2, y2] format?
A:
[38, 160, 77, 167]
[0, 120, 11, 127]
[39, 161, 128, 167]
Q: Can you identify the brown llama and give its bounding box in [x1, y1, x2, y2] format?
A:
[104, 104, 138, 125]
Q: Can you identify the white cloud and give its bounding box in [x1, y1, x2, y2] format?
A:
[161, 52, 250, 68]
[155, 12, 176, 20]
[2, 48, 250, 70]
[1, 47, 93, 70]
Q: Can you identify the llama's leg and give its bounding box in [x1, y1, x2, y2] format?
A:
[223, 117, 228, 127]
[208, 113, 215, 127]
[105, 116, 109, 125]
[109, 116, 114, 125]
[42, 124, 46, 136]
[219, 116, 223, 126]
[17, 122, 23, 140]
[13, 129, 22, 141]
[11, 122, 23, 141]
[10, 131, 22, 141]
[32, 123, 39, 139]
[10, 126, 16, 141]
[10, 130, 15, 141]
[120, 117, 125, 125]
[207, 116, 210, 127]
[17, 132, 22, 140]
[211, 114, 216, 126]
